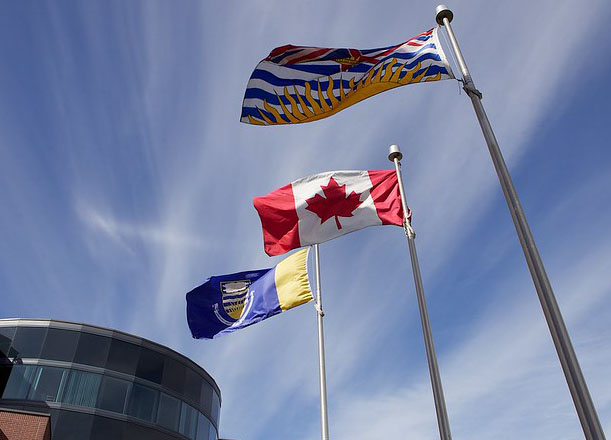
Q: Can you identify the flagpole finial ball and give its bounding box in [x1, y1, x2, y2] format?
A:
[388, 144, 402, 162]
[435, 5, 453, 25]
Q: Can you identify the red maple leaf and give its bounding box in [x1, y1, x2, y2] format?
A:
[305, 177, 363, 230]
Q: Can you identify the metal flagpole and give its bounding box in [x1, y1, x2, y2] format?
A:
[313, 244, 330, 440]
[389, 145, 452, 440]
[435, 6, 605, 440]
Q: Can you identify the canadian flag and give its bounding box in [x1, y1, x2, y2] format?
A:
[254, 170, 404, 256]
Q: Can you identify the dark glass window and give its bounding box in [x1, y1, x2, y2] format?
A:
[59, 369, 102, 408]
[53, 411, 94, 439]
[105, 338, 140, 376]
[179, 402, 198, 440]
[126, 382, 158, 422]
[136, 347, 164, 384]
[196, 412, 212, 440]
[0, 327, 16, 359]
[49, 408, 61, 433]
[40, 328, 80, 362]
[29, 366, 66, 402]
[162, 357, 185, 394]
[157, 392, 181, 431]
[97, 375, 129, 413]
[125, 422, 168, 440]
[0, 366, 10, 395]
[10, 327, 47, 358]
[184, 367, 202, 405]
[2, 364, 38, 399]
[90, 416, 124, 440]
[211, 391, 220, 425]
[74, 332, 111, 368]
[209, 422, 218, 440]
[199, 382, 213, 414]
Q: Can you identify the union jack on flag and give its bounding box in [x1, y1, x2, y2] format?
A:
[241, 27, 454, 126]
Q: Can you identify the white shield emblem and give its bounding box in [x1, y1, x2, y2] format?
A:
[220, 280, 251, 320]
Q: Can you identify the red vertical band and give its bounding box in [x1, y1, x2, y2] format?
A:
[368, 170, 404, 226]
[253, 184, 301, 256]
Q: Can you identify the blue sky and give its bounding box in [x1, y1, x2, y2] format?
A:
[1, 1, 610, 439]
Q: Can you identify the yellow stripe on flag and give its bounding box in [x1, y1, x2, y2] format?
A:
[275, 248, 313, 312]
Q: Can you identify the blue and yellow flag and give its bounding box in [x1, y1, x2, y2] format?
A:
[186, 249, 313, 339]
[241, 28, 453, 125]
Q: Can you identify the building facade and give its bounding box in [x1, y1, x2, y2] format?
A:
[0, 407, 51, 440]
[0, 319, 221, 440]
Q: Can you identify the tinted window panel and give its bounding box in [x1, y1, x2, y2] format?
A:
[162, 357, 185, 394]
[59, 369, 102, 408]
[209, 422, 218, 440]
[196, 412, 212, 440]
[97, 376, 129, 413]
[179, 402, 198, 440]
[0, 366, 10, 395]
[54, 411, 94, 440]
[90, 416, 124, 440]
[49, 408, 61, 433]
[0, 327, 16, 359]
[2, 365, 38, 399]
[184, 367, 202, 405]
[136, 347, 164, 384]
[126, 382, 158, 422]
[211, 391, 220, 425]
[125, 422, 168, 440]
[74, 332, 111, 368]
[199, 383, 213, 414]
[157, 392, 181, 431]
[29, 366, 66, 402]
[41, 328, 80, 362]
[105, 338, 140, 376]
[10, 327, 47, 358]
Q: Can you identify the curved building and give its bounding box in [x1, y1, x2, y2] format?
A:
[0, 319, 221, 440]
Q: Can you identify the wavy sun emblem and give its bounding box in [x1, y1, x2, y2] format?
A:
[248, 59, 441, 125]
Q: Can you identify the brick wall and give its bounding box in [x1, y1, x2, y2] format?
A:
[0, 409, 50, 440]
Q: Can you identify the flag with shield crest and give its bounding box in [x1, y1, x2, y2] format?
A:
[186, 249, 313, 339]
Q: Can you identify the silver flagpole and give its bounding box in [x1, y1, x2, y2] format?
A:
[389, 145, 452, 440]
[435, 6, 605, 439]
[313, 244, 330, 440]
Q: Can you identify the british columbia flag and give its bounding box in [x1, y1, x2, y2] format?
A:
[241, 27, 454, 126]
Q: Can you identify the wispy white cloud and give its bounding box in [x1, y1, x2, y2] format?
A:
[76, 201, 209, 252]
